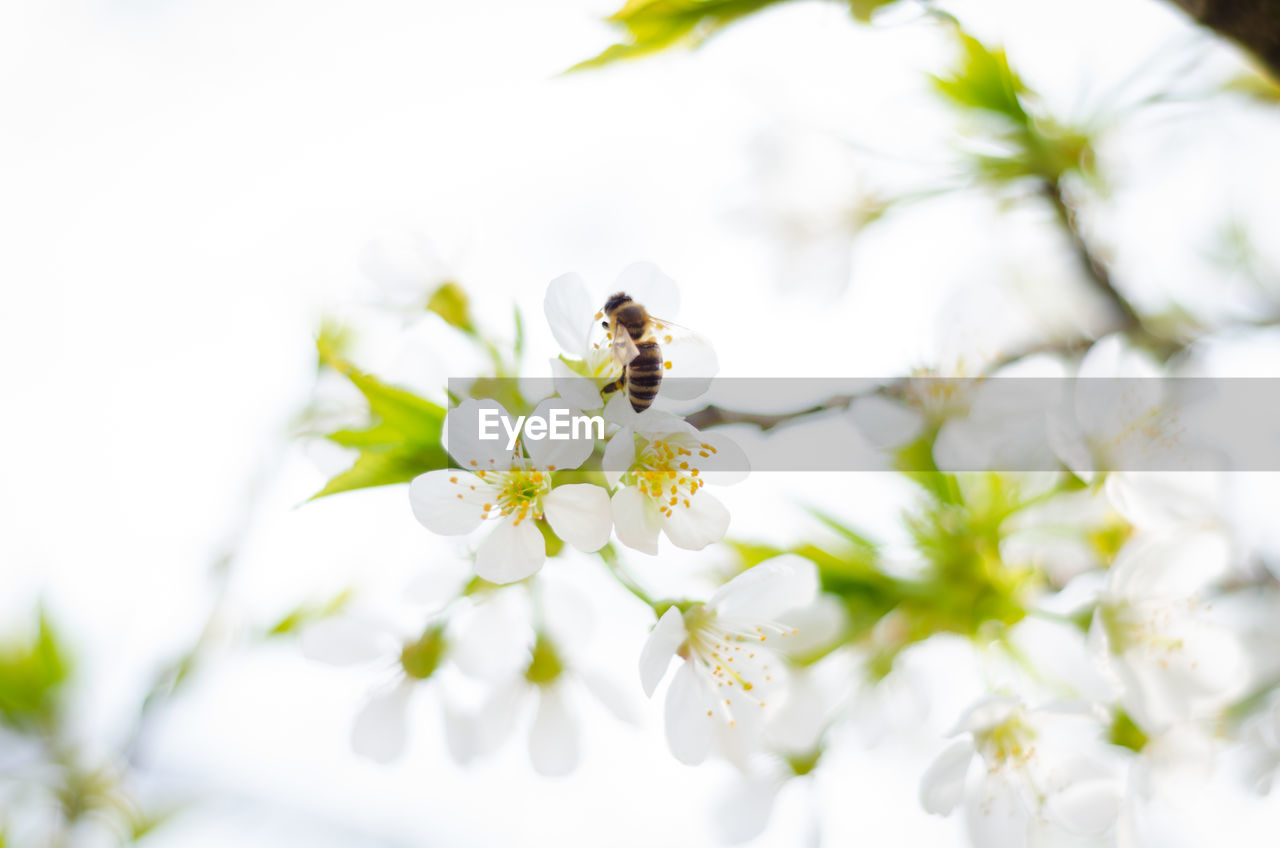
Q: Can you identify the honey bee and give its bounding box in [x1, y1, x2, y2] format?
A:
[598, 292, 674, 412]
[593, 290, 716, 411]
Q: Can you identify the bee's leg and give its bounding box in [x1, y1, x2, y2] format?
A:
[602, 371, 626, 396]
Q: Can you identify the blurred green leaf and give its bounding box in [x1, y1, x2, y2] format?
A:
[312, 336, 449, 499]
[0, 609, 69, 730]
[512, 304, 526, 362]
[426, 281, 475, 333]
[569, 0, 791, 72]
[932, 32, 1028, 124]
[267, 589, 354, 637]
[933, 28, 1096, 187]
[847, 0, 897, 23]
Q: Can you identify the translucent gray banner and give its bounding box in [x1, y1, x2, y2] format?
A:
[444, 378, 1280, 472]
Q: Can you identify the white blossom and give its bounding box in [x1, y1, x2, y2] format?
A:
[920, 696, 1126, 847]
[603, 397, 747, 554]
[1089, 529, 1248, 732]
[301, 588, 529, 765]
[409, 398, 612, 583]
[1048, 335, 1195, 481]
[445, 579, 639, 776]
[638, 555, 819, 766]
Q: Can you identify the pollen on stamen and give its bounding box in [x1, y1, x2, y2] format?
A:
[469, 461, 478, 466]
[449, 476, 458, 483]
[663, 361, 672, 369]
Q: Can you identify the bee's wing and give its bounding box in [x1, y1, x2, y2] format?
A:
[611, 329, 641, 365]
[647, 316, 718, 400]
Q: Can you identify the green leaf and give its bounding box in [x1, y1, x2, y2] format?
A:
[426, 281, 475, 333]
[312, 337, 449, 499]
[847, 0, 897, 22]
[931, 31, 1028, 124]
[267, 589, 353, 637]
[568, 0, 791, 72]
[0, 609, 70, 730]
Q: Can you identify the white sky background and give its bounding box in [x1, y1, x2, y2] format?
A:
[3, 0, 1280, 846]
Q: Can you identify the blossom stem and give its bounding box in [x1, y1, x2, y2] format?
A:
[598, 543, 660, 611]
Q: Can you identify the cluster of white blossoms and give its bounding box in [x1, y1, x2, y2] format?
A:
[389, 266, 822, 775]
[410, 265, 744, 584]
[306, 256, 1276, 848]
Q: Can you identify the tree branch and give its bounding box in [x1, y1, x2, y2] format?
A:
[1164, 0, 1280, 80]
[1041, 180, 1143, 334]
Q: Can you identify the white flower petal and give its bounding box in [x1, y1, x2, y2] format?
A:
[639, 606, 688, 697]
[443, 399, 519, 469]
[712, 772, 781, 844]
[601, 427, 637, 489]
[964, 771, 1033, 848]
[1046, 778, 1123, 836]
[537, 574, 595, 646]
[658, 334, 718, 400]
[694, 430, 750, 486]
[612, 486, 662, 555]
[544, 272, 595, 355]
[920, 739, 975, 815]
[659, 490, 730, 551]
[665, 661, 715, 765]
[449, 591, 534, 682]
[1108, 530, 1229, 601]
[579, 669, 642, 725]
[471, 679, 527, 756]
[709, 554, 819, 622]
[350, 681, 414, 764]
[300, 616, 390, 666]
[440, 698, 481, 765]
[950, 695, 1020, 735]
[523, 398, 596, 470]
[474, 517, 546, 584]
[775, 594, 848, 659]
[409, 470, 491, 535]
[543, 484, 612, 553]
[847, 393, 925, 450]
[528, 685, 581, 777]
[550, 357, 604, 411]
[603, 393, 641, 427]
[615, 261, 679, 319]
[1104, 472, 1222, 531]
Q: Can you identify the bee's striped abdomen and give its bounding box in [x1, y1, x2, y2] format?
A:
[626, 340, 663, 411]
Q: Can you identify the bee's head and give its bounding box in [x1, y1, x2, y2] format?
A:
[603, 291, 633, 317]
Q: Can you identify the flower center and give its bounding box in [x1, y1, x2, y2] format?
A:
[681, 604, 797, 727]
[475, 468, 550, 525]
[632, 437, 715, 519]
[975, 714, 1037, 766]
[1099, 598, 1191, 656]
